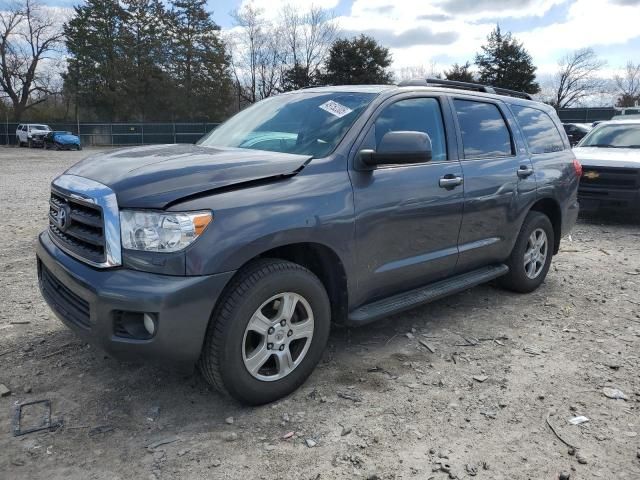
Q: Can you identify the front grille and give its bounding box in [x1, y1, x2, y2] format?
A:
[49, 190, 106, 264]
[580, 166, 640, 191]
[38, 262, 91, 329]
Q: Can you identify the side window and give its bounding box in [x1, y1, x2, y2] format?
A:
[372, 97, 447, 161]
[512, 105, 565, 154]
[453, 99, 513, 159]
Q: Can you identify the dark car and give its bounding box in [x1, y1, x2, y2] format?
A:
[36, 79, 580, 405]
[563, 123, 591, 146]
[43, 131, 82, 150]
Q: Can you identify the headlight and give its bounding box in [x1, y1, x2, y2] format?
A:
[120, 210, 212, 252]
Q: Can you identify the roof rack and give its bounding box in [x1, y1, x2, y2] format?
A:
[397, 78, 533, 101]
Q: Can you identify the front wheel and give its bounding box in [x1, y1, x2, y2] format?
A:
[498, 211, 554, 293]
[199, 259, 331, 405]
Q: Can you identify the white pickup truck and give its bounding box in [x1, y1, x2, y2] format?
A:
[16, 123, 52, 148]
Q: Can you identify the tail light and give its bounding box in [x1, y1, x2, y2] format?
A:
[573, 158, 582, 177]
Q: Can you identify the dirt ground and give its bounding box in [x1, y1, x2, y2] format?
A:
[0, 146, 639, 480]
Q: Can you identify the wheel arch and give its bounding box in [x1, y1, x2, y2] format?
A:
[529, 197, 562, 254]
[221, 242, 349, 325]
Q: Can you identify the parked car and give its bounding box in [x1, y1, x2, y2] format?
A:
[573, 119, 640, 212]
[36, 79, 580, 405]
[16, 124, 51, 148]
[43, 131, 82, 150]
[563, 123, 591, 146]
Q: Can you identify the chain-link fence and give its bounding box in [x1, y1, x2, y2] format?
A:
[0, 122, 220, 146]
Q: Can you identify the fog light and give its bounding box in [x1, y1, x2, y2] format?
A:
[143, 313, 156, 336]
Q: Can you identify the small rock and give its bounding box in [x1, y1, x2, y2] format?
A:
[429, 448, 436, 454]
[559, 471, 570, 480]
[405, 332, 414, 339]
[177, 449, 189, 457]
[575, 452, 587, 464]
[0, 384, 10, 397]
[282, 431, 294, 440]
[282, 413, 290, 422]
[211, 459, 221, 467]
[568, 447, 575, 456]
[465, 463, 478, 476]
[472, 375, 488, 383]
[305, 438, 317, 448]
[224, 416, 234, 425]
[222, 432, 238, 442]
[602, 387, 627, 400]
[341, 426, 352, 436]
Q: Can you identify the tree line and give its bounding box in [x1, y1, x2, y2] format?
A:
[0, 0, 638, 123]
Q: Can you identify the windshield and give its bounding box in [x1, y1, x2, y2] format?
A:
[579, 123, 640, 148]
[198, 92, 376, 157]
[31, 125, 50, 131]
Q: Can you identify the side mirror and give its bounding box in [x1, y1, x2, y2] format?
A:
[359, 131, 432, 168]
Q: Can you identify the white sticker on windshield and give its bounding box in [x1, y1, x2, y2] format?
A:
[319, 100, 353, 118]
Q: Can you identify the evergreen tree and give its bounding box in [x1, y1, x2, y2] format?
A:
[64, 0, 129, 121]
[322, 35, 393, 85]
[168, 0, 232, 121]
[475, 26, 540, 94]
[120, 0, 172, 120]
[444, 62, 475, 82]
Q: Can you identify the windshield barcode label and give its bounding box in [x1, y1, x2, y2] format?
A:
[319, 100, 353, 118]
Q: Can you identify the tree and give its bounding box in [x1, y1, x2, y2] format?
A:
[120, 0, 172, 120]
[614, 61, 640, 107]
[280, 5, 337, 89]
[322, 35, 393, 85]
[168, 0, 232, 121]
[229, 4, 281, 103]
[0, 0, 64, 120]
[548, 48, 605, 109]
[64, 0, 129, 121]
[444, 62, 474, 82]
[475, 26, 539, 94]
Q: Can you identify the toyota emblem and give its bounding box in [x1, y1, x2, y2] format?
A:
[56, 205, 70, 230]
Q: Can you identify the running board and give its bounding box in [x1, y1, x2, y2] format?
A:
[347, 264, 509, 326]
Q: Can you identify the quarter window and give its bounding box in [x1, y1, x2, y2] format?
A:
[372, 97, 447, 161]
[512, 105, 565, 154]
[454, 99, 513, 159]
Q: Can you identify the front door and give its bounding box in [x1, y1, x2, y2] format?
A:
[350, 95, 464, 307]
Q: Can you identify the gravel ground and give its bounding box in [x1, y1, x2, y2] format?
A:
[0, 146, 639, 480]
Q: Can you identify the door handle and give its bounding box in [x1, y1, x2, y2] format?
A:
[517, 165, 534, 178]
[439, 175, 463, 189]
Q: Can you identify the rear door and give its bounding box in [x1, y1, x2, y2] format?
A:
[350, 94, 464, 306]
[451, 96, 537, 273]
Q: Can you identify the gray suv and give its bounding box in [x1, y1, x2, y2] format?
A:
[36, 79, 580, 404]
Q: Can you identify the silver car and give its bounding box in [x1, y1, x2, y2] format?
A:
[573, 119, 640, 212]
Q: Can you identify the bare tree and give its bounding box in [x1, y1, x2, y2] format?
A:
[0, 0, 64, 120]
[229, 4, 283, 103]
[614, 61, 640, 107]
[549, 48, 606, 109]
[280, 5, 337, 88]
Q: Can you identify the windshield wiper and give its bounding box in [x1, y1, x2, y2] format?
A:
[587, 144, 616, 148]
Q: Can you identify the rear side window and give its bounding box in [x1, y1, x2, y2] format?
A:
[512, 105, 564, 154]
[373, 97, 447, 161]
[454, 99, 513, 159]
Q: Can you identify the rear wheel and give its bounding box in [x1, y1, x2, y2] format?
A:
[199, 259, 331, 405]
[498, 211, 554, 293]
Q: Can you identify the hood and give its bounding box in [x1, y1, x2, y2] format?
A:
[56, 133, 80, 143]
[573, 146, 640, 169]
[65, 144, 311, 208]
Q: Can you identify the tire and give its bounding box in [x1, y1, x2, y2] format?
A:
[498, 211, 554, 293]
[199, 258, 331, 405]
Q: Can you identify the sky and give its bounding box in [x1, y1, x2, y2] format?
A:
[42, 0, 640, 78]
